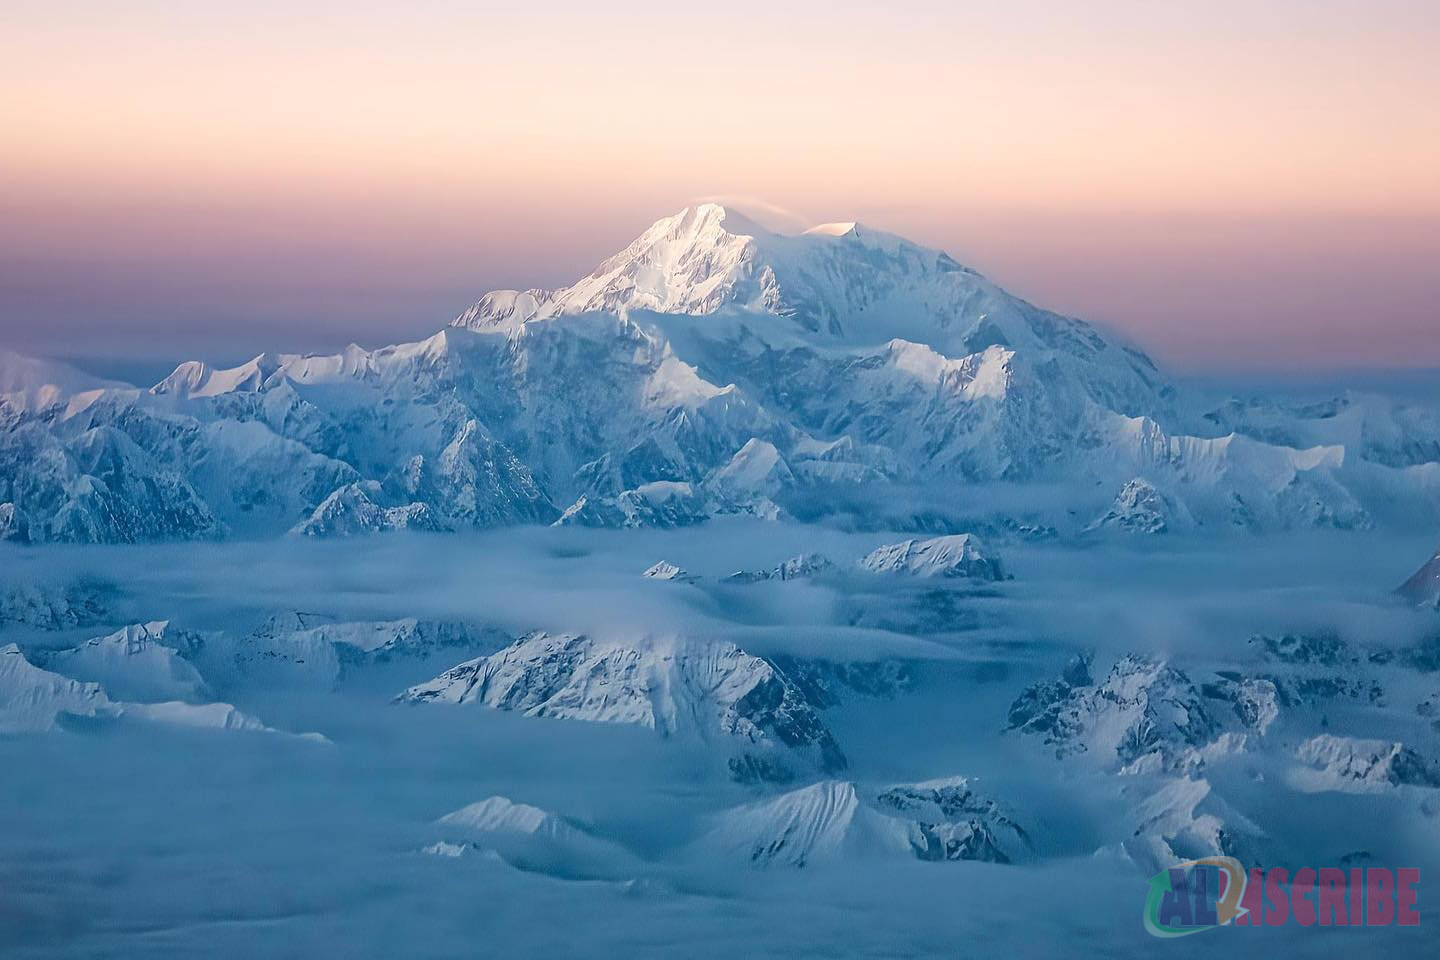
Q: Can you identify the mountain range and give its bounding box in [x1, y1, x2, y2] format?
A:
[3, 203, 1439, 543]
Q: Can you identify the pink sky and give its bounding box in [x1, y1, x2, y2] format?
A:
[2, 1, 1437, 374]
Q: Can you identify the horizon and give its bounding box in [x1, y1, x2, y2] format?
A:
[15, 199, 1440, 392]
[4, 1, 1439, 376]
[19, 197, 1440, 400]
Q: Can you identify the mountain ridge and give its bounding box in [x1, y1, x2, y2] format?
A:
[3, 204, 1439, 543]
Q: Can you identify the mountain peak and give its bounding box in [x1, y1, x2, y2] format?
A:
[671, 205, 870, 242]
[684, 202, 769, 236]
[447, 201, 1168, 418]
[803, 221, 859, 238]
[153, 351, 287, 399]
[0, 350, 126, 408]
[452, 202, 959, 339]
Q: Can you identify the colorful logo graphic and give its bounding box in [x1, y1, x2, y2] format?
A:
[1144, 859, 1420, 936]
[1144, 857, 1248, 937]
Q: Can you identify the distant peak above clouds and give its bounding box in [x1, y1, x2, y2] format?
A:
[454, 202, 953, 341]
[629, 202, 897, 251]
[662, 203, 859, 240]
[449, 203, 1140, 364]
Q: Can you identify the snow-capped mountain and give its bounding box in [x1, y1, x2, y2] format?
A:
[42, 621, 209, 703]
[291, 482, 444, 537]
[3, 204, 1439, 542]
[694, 777, 1025, 868]
[398, 631, 846, 782]
[428, 796, 642, 881]
[640, 560, 695, 582]
[0, 641, 314, 737]
[696, 781, 913, 867]
[1002, 627, 1440, 867]
[1292, 735, 1440, 793]
[453, 204, 1169, 411]
[858, 534, 1006, 580]
[724, 553, 836, 584]
[1007, 654, 1225, 774]
[871, 776, 1029, 862]
[1086, 477, 1187, 534]
[452, 203, 1175, 488]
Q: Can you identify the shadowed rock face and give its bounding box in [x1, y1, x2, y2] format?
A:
[1399, 546, 1440, 609]
[1296, 735, 1440, 791]
[874, 777, 1027, 864]
[765, 656, 914, 708]
[1252, 631, 1353, 666]
[1008, 655, 1220, 773]
[0, 578, 117, 629]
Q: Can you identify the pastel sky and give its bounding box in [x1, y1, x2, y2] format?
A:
[2, 0, 1437, 379]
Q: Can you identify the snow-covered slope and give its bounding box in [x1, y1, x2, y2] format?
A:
[0, 349, 124, 412]
[0, 642, 117, 731]
[696, 777, 1025, 868]
[218, 612, 347, 689]
[697, 781, 913, 867]
[44, 621, 209, 703]
[314, 616, 505, 661]
[871, 776, 1029, 863]
[430, 796, 640, 880]
[1197, 389, 1440, 470]
[398, 631, 846, 781]
[1, 641, 314, 737]
[858, 534, 1005, 580]
[1003, 632, 1440, 802]
[120, 700, 284, 734]
[1116, 775, 1266, 876]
